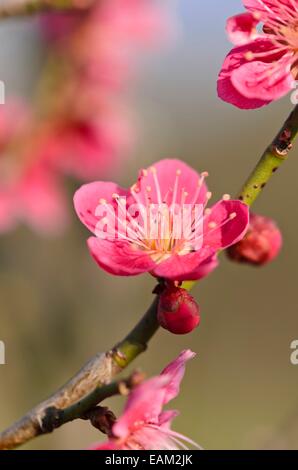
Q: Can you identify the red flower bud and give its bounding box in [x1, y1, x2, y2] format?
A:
[157, 285, 200, 335]
[227, 213, 282, 266]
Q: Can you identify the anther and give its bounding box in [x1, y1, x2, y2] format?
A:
[245, 51, 254, 61]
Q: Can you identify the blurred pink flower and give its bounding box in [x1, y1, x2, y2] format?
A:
[74, 159, 249, 281]
[35, 0, 174, 182]
[0, 162, 68, 236]
[41, 112, 134, 180]
[91, 349, 200, 450]
[0, 2, 173, 235]
[227, 212, 282, 265]
[41, 0, 173, 94]
[218, 0, 298, 109]
[0, 102, 68, 234]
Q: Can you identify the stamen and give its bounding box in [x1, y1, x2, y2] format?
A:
[256, 0, 288, 26]
[171, 169, 181, 207]
[111, 193, 147, 246]
[148, 424, 203, 450]
[150, 166, 162, 205]
[189, 171, 208, 206]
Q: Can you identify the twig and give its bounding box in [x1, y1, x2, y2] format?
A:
[41, 370, 145, 433]
[0, 0, 94, 19]
[238, 105, 298, 205]
[0, 298, 158, 449]
[1, 106, 298, 450]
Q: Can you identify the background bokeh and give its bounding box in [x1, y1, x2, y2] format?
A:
[1, 0, 298, 450]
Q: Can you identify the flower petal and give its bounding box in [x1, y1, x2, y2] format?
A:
[113, 376, 169, 439]
[74, 181, 128, 234]
[133, 159, 208, 206]
[231, 53, 293, 101]
[87, 236, 155, 276]
[217, 39, 287, 108]
[243, 0, 294, 19]
[203, 200, 249, 251]
[181, 254, 219, 281]
[226, 13, 260, 45]
[90, 440, 120, 450]
[151, 247, 217, 282]
[161, 349, 196, 405]
[158, 410, 179, 428]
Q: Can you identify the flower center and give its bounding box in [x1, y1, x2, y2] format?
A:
[260, 2, 298, 75]
[280, 23, 298, 51]
[129, 167, 210, 263]
[99, 167, 236, 264]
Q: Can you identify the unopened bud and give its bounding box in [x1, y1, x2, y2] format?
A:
[227, 213, 282, 266]
[157, 285, 200, 335]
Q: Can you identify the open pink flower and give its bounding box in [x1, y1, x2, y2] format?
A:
[218, 0, 298, 109]
[74, 159, 249, 281]
[91, 350, 200, 450]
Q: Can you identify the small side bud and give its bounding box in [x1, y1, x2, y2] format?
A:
[157, 285, 200, 335]
[227, 213, 282, 266]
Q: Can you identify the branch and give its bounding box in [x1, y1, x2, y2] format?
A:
[42, 370, 145, 434]
[238, 105, 298, 206]
[0, 298, 159, 450]
[1, 106, 298, 450]
[0, 0, 94, 19]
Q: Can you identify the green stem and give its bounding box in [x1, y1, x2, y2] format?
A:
[238, 105, 298, 207]
[112, 297, 159, 369]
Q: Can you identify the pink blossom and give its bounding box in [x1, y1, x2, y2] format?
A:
[0, 161, 68, 236]
[91, 350, 200, 450]
[227, 212, 282, 265]
[74, 159, 249, 281]
[0, 0, 171, 234]
[0, 102, 68, 234]
[218, 0, 298, 109]
[40, 112, 133, 180]
[41, 0, 172, 94]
